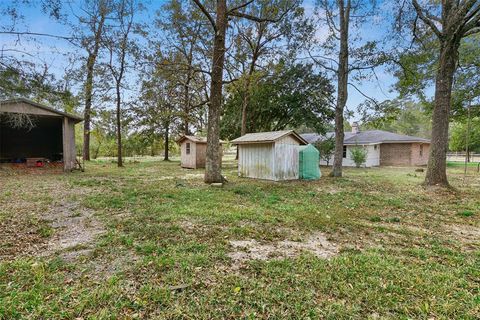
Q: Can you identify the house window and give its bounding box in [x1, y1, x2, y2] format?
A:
[186, 143, 191, 155]
[420, 145, 423, 157]
[343, 146, 347, 158]
[374, 145, 378, 150]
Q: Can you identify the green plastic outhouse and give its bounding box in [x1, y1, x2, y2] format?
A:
[299, 144, 321, 180]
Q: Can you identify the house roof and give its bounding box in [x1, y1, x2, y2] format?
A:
[176, 135, 225, 144]
[301, 130, 430, 145]
[0, 97, 84, 123]
[231, 130, 308, 145]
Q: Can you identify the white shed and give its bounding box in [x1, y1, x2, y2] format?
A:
[231, 130, 308, 181]
[176, 135, 224, 169]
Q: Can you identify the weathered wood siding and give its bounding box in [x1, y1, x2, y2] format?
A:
[238, 143, 274, 180]
[180, 140, 197, 168]
[62, 117, 77, 171]
[274, 136, 300, 180]
[195, 143, 222, 169]
[180, 140, 223, 169]
[274, 144, 300, 180]
[195, 143, 207, 168]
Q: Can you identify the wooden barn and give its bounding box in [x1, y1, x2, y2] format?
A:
[231, 130, 308, 181]
[176, 135, 224, 169]
[0, 98, 83, 171]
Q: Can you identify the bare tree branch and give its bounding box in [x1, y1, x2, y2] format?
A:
[0, 31, 73, 41]
[464, 25, 480, 36]
[227, 0, 254, 14]
[412, 0, 442, 38]
[191, 0, 217, 31]
[348, 82, 379, 107]
[308, 51, 338, 72]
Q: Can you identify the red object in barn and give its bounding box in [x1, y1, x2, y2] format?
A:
[36, 160, 44, 167]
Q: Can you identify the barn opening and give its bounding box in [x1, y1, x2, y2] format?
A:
[1, 115, 63, 163]
[0, 98, 83, 171]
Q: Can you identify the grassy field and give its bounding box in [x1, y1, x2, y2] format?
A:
[0, 158, 479, 319]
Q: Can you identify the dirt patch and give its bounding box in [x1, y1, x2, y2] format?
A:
[445, 224, 480, 248]
[40, 200, 105, 260]
[82, 250, 141, 280]
[228, 232, 338, 266]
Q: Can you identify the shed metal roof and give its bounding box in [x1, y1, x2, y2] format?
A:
[0, 97, 83, 123]
[176, 135, 225, 144]
[231, 130, 308, 145]
[301, 130, 430, 145]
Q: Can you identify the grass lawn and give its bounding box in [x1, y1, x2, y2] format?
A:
[1, 158, 479, 319]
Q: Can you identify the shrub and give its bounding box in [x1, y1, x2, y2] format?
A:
[349, 146, 368, 168]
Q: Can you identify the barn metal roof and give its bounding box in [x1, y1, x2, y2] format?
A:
[301, 130, 430, 145]
[231, 130, 308, 145]
[0, 97, 83, 123]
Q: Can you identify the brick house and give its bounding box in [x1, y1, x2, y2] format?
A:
[301, 123, 430, 167]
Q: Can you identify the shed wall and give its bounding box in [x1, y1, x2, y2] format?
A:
[276, 135, 299, 145]
[274, 139, 300, 180]
[180, 141, 197, 168]
[195, 143, 206, 168]
[238, 143, 274, 180]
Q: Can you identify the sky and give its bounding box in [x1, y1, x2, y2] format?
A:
[1, 0, 402, 122]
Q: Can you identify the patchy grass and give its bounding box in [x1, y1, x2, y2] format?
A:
[0, 159, 479, 319]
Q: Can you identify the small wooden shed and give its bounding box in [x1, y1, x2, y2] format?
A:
[231, 130, 308, 181]
[176, 135, 224, 169]
[0, 98, 83, 171]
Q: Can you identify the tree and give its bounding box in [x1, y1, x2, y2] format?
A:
[104, 0, 138, 167]
[359, 99, 432, 138]
[221, 61, 334, 139]
[314, 137, 335, 166]
[312, 0, 384, 178]
[80, 0, 111, 161]
[449, 116, 480, 160]
[135, 58, 181, 161]
[192, 0, 293, 183]
[230, 0, 305, 136]
[90, 109, 118, 158]
[156, 0, 211, 135]
[408, 0, 480, 186]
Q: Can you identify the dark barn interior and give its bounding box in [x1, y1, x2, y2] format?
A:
[0, 98, 82, 171]
[0, 115, 63, 163]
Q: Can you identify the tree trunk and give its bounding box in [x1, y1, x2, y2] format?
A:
[241, 37, 261, 136]
[330, 0, 349, 178]
[151, 141, 155, 157]
[424, 41, 458, 186]
[204, 0, 227, 183]
[93, 143, 100, 159]
[240, 76, 251, 137]
[82, 13, 106, 161]
[116, 86, 123, 167]
[184, 70, 192, 135]
[83, 56, 94, 161]
[164, 123, 170, 161]
[240, 61, 256, 136]
[184, 119, 190, 135]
